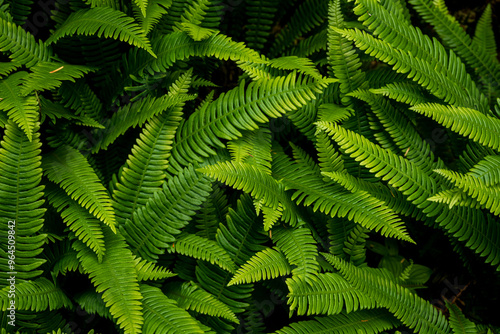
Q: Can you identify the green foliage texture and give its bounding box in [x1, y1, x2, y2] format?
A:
[0, 0, 499, 333]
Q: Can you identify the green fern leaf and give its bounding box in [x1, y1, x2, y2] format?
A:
[170, 72, 332, 173]
[409, 0, 500, 89]
[272, 148, 413, 243]
[0, 278, 71, 312]
[447, 302, 478, 334]
[433, 169, 500, 216]
[92, 69, 194, 154]
[46, 7, 156, 57]
[228, 247, 291, 286]
[141, 284, 205, 334]
[325, 253, 450, 334]
[0, 17, 52, 67]
[74, 227, 143, 334]
[112, 92, 185, 225]
[164, 281, 239, 323]
[469, 155, 500, 186]
[275, 309, 400, 334]
[121, 165, 212, 261]
[0, 121, 46, 284]
[472, 5, 497, 60]
[133, 256, 176, 281]
[42, 145, 116, 232]
[173, 233, 237, 273]
[20, 62, 93, 96]
[286, 272, 375, 316]
[45, 182, 106, 262]
[0, 72, 38, 141]
[410, 103, 500, 152]
[274, 227, 319, 284]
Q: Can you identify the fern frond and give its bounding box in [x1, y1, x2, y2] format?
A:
[275, 309, 400, 334]
[0, 121, 46, 285]
[0, 278, 71, 312]
[121, 165, 212, 261]
[325, 254, 451, 334]
[164, 281, 239, 323]
[92, 70, 194, 154]
[228, 247, 291, 286]
[0, 17, 52, 67]
[433, 169, 500, 216]
[409, 0, 500, 90]
[45, 183, 106, 262]
[272, 148, 413, 243]
[75, 290, 112, 320]
[133, 256, 176, 281]
[74, 227, 143, 334]
[0, 71, 38, 141]
[447, 302, 478, 334]
[370, 81, 431, 106]
[132, 30, 265, 76]
[227, 126, 272, 174]
[112, 95, 184, 225]
[193, 183, 228, 240]
[134, 0, 171, 34]
[215, 193, 268, 266]
[274, 227, 320, 284]
[173, 233, 237, 272]
[20, 62, 93, 96]
[140, 284, 205, 334]
[197, 160, 299, 226]
[269, 0, 327, 57]
[40, 98, 103, 129]
[335, 26, 487, 113]
[42, 145, 116, 232]
[286, 272, 375, 316]
[469, 155, 500, 186]
[410, 103, 500, 152]
[170, 72, 331, 173]
[316, 121, 436, 210]
[350, 90, 443, 174]
[472, 4, 497, 60]
[46, 7, 156, 57]
[244, 0, 278, 50]
[328, 0, 367, 105]
[57, 80, 104, 120]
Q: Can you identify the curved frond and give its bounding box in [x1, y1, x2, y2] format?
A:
[0, 121, 46, 285]
[472, 4, 497, 60]
[325, 254, 451, 334]
[42, 145, 116, 232]
[409, 0, 500, 91]
[164, 281, 239, 323]
[228, 247, 291, 286]
[170, 72, 332, 173]
[133, 256, 176, 281]
[45, 182, 105, 262]
[74, 227, 143, 334]
[46, 7, 156, 57]
[272, 148, 413, 243]
[173, 233, 236, 273]
[20, 62, 93, 96]
[141, 284, 205, 334]
[410, 103, 500, 152]
[0, 17, 52, 67]
[274, 227, 319, 284]
[0, 71, 38, 141]
[447, 302, 478, 334]
[121, 165, 212, 261]
[0, 278, 71, 312]
[286, 272, 375, 316]
[275, 309, 399, 334]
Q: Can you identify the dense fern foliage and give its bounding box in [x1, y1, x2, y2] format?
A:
[0, 0, 499, 333]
